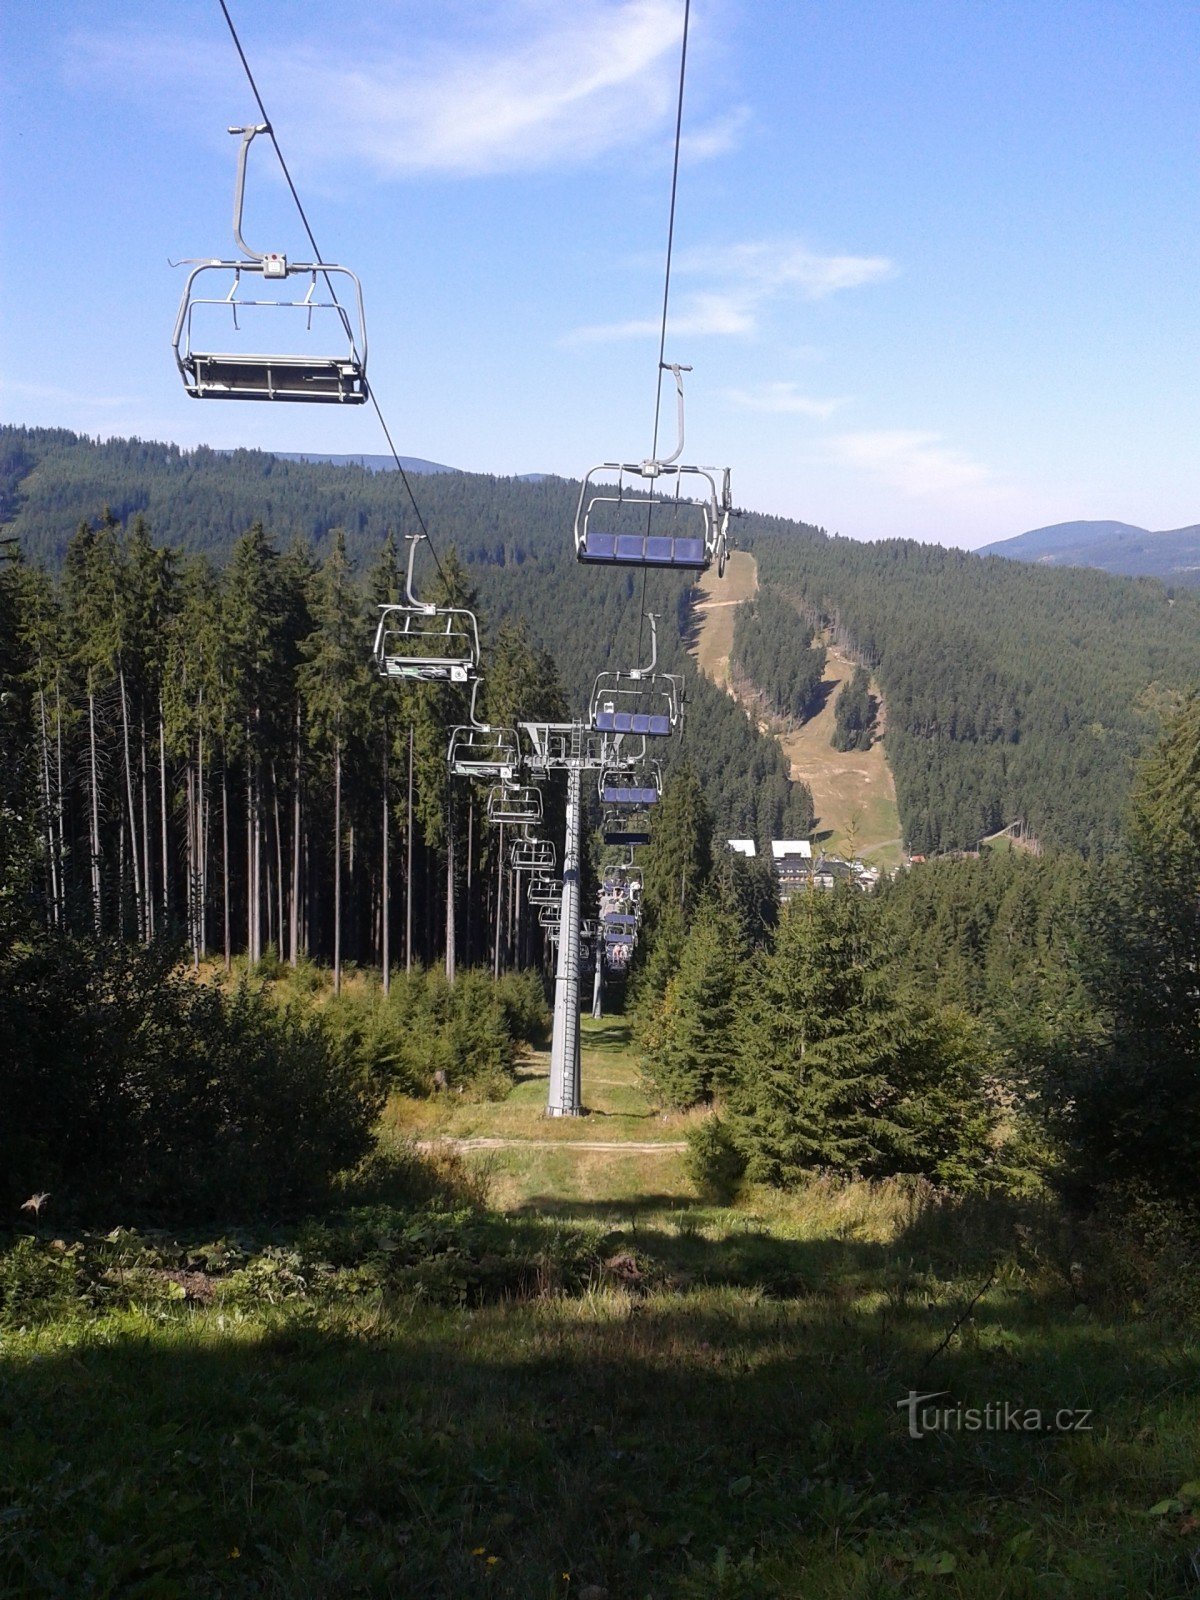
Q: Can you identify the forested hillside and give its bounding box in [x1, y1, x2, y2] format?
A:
[6, 424, 1200, 857]
[743, 524, 1200, 854]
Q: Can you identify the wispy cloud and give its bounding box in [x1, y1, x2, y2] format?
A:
[826, 430, 1000, 499]
[679, 241, 895, 302]
[725, 381, 846, 419]
[565, 237, 894, 343]
[0, 378, 137, 410]
[67, 2, 740, 180]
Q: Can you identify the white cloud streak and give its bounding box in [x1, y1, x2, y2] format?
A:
[725, 382, 846, 419]
[67, 2, 739, 180]
[566, 237, 894, 343]
[826, 430, 1001, 500]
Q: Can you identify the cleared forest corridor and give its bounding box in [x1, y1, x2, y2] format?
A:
[691, 552, 904, 866]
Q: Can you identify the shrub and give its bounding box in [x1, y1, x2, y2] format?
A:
[0, 1237, 81, 1327]
[684, 1116, 747, 1204]
[0, 932, 382, 1220]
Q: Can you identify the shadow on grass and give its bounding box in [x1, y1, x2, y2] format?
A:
[580, 1023, 633, 1052]
[3, 1208, 1197, 1600]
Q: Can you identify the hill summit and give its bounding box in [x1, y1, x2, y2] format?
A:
[979, 519, 1200, 585]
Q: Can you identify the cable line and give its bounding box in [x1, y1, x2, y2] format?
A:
[640, 0, 692, 664]
[215, 0, 451, 591]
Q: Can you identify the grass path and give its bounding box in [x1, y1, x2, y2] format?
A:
[389, 1016, 700, 1211]
[691, 552, 904, 867]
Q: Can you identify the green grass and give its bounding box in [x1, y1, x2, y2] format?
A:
[3, 1016, 1199, 1598]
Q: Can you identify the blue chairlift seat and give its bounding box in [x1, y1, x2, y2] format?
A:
[601, 782, 660, 806]
[578, 526, 708, 570]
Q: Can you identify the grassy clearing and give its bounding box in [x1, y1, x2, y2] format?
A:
[777, 643, 903, 869]
[3, 1016, 1199, 1598]
[690, 557, 903, 867]
[692, 550, 760, 688]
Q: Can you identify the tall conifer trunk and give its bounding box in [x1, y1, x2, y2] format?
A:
[222, 760, 231, 971]
[290, 704, 302, 966]
[88, 686, 102, 931]
[159, 702, 169, 930]
[333, 736, 343, 995]
[118, 667, 144, 941]
[445, 797, 456, 983]
[406, 722, 414, 973]
[381, 725, 390, 994]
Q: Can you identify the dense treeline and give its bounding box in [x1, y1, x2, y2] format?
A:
[741, 521, 1200, 854]
[635, 696, 1200, 1212]
[3, 507, 569, 981]
[832, 664, 874, 751]
[9, 422, 1200, 858]
[1, 426, 815, 852]
[730, 585, 826, 723]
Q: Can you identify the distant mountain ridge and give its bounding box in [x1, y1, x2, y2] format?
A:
[271, 452, 547, 483]
[272, 451, 458, 475]
[979, 519, 1200, 585]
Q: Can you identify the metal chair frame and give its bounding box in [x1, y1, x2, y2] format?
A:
[373, 534, 481, 684]
[173, 125, 367, 404]
[574, 366, 731, 572]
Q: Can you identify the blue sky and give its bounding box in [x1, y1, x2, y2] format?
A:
[2, 0, 1197, 549]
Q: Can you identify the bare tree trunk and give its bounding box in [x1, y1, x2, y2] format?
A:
[222, 759, 231, 971]
[198, 723, 209, 960]
[444, 797, 456, 984]
[465, 799, 474, 967]
[381, 726, 390, 994]
[405, 722, 414, 974]
[36, 686, 58, 924]
[54, 678, 66, 926]
[290, 704, 302, 966]
[141, 714, 153, 940]
[186, 758, 196, 964]
[333, 736, 343, 995]
[118, 667, 144, 941]
[246, 757, 254, 962]
[493, 821, 504, 979]
[159, 701, 169, 930]
[272, 761, 284, 962]
[88, 686, 102, 932]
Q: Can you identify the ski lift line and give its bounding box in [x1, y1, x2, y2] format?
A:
[214, 0, 451, 594]
[638, 0, 690, 660]
[650, 0, 692, 464]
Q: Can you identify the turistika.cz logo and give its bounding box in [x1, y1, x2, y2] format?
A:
[897, 1390, 1094, 1439]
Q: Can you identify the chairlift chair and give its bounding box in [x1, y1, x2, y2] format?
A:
[510, 837, 556, 874]
[486, 782, 543, 827]
[602, 809, 652, 847]
[575, 365, 731, 572]
[447, 681, 520, 779]
[589, 615, 682, 738]
[539, 903, 562, 931]
[173, 125, 367, 404]
[527, 875, 562, 908]
[373, 534, 481, 684]
[599, 759, 662, 808]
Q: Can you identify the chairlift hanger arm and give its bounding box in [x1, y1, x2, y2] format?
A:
[229, 124, 272, 263]
[644, 362, 691, 473]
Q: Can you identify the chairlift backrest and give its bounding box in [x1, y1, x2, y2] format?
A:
[173, 125, 368, 404]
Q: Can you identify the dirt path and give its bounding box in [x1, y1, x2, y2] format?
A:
[420, 1138, 687, 1154]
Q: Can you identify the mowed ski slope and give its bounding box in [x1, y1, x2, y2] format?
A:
[691, 553, 904, 867]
